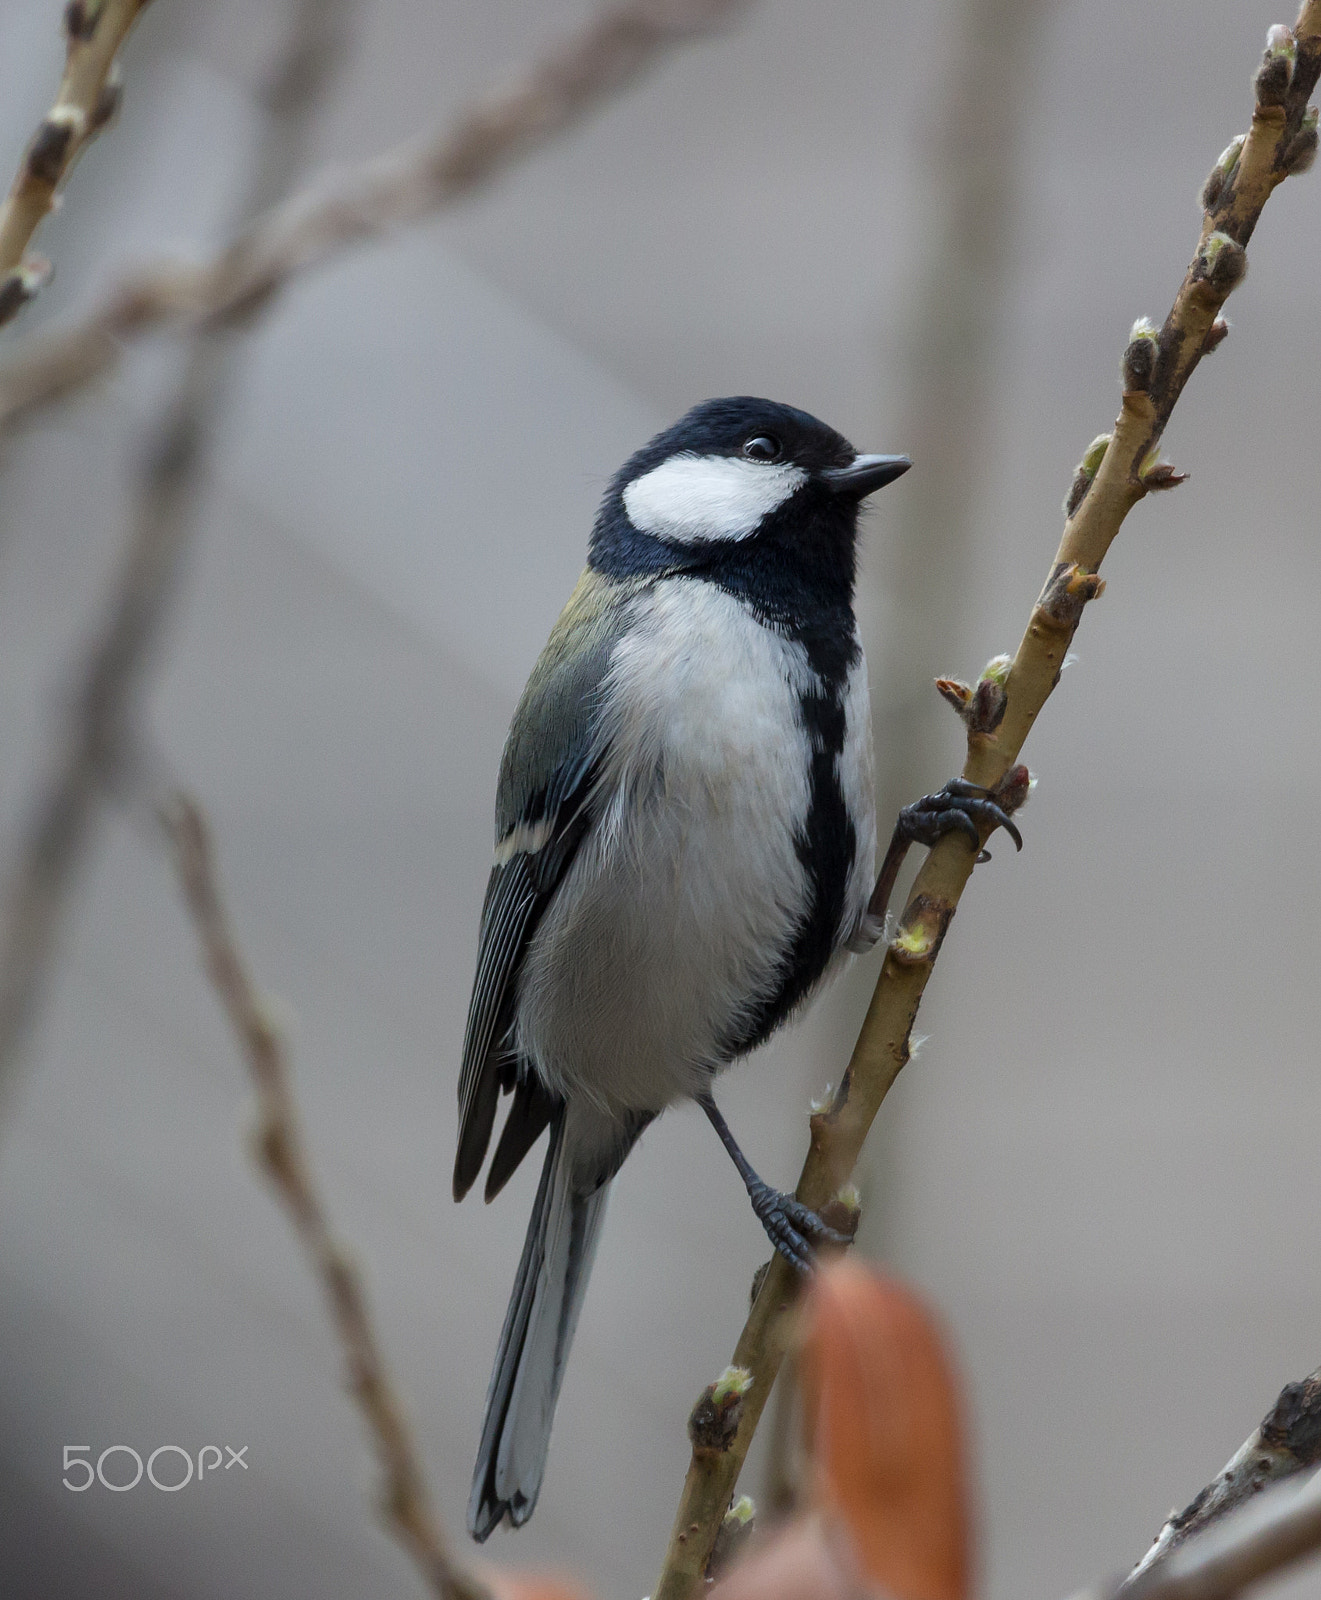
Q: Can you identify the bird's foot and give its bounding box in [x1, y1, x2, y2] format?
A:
[856, 770, 1029, 944]
[897, 776, 1024, 864]
[748, 1179, 851, 1277]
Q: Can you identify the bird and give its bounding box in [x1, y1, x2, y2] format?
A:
[453, 396, 1021, 1540]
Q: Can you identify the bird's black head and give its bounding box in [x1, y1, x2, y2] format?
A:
[588, 397, 909, 621]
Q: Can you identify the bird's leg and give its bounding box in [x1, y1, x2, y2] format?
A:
[698, 1093, 850, 1276]
[854, 776, 1025, 948]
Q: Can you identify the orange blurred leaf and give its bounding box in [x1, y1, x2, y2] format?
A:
[487, 1570, 595, 1600]
[800, 1259, 971, 1600]
[708, 1513, 869, 1600]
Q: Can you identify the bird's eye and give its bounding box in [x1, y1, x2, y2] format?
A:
[742, 434, 782, 462]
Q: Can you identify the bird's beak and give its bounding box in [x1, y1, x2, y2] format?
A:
[820, 453, 911, 499]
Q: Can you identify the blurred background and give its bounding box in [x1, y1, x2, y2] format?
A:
[0, 0, 1319, 1596]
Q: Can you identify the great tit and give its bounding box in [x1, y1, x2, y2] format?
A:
[454, 396, 1020, 1539]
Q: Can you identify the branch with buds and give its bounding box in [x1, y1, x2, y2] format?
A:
[652, 9, 1321, 1596]
[1097, 1471, 1321, 1600]
[0, 0, 750, 432]
[1125, 1367, 1321, 1584]
[0, 0, 151, 328]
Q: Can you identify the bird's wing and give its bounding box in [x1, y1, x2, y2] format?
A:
[452, 753, 595, 1201]
[453, 569, 643, 1202]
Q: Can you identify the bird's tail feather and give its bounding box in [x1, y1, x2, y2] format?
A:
[468, 1108, 609, 1541]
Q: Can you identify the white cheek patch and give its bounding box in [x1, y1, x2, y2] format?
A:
[622, 453, 808, 544]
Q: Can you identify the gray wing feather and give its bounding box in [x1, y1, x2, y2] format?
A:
[453, 569, 643, 1200]
[454, 857, 538, 1197]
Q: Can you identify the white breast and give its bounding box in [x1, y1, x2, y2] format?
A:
[514, 580, 818, 1114]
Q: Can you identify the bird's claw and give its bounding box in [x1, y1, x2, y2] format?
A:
[749, 1180, 851, 1277]
[897, 777, 1023, 860]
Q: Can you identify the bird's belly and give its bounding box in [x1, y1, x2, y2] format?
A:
[514, 581, 818, 1114]
[515, 766, 811, 1113]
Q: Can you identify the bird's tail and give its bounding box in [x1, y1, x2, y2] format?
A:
[467, 1108, 610, 1541]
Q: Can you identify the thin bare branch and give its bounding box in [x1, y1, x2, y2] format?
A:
[652, 8, 1321, 1594]
[0, 0, 152, 327]
[0, 0, 352, 1110]
[0, 0, 751, 432]
[1126, 1369, 1321, 1583]
[161, 795, 486, 1600]
[1094, 1470, 1321, 1600]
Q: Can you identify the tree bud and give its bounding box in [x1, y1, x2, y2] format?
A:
[1122, 316, 1161, 391]
[935, 677, 972, 717]
[1063, 434, 1111, 519]
[1204, 316, 1231, 353]
[1197, 230, 1248, 293]
[689, 1366, 753, 1454]
[90, 63, 124, 133]
[64, 0, 94, 40]
[1284, 106, 1319, 175]
[26, 106, 85, 187]
[1256, 24, 1297, 107]
[820, 1185, 862, 1240]
[1202, 135, 1246, 210]
[968, 679, 1006, 734]
[1139, 448, 1188, 492]
[1038, 562, 1105, 628]
[705, 1496, 757, 1581]
[992, 765, 1033, 816]
[0, 258, 52, 329]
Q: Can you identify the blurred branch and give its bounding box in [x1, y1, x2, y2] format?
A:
[1125, 1368, 1321, 1583]
[0, 0, 353, 1110]
[795, 0, 1056, 1512]
[653, 10, 1321, 1596]
[0, 0, 751, 432]
[161, 795, 486, 1600]
[869, 0, 1056, 814]
[0, 0, 151, 327]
